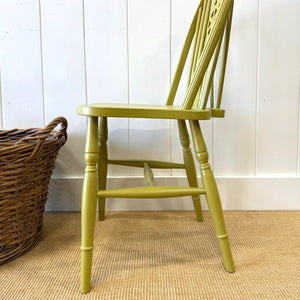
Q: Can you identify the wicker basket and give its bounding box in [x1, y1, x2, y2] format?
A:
[0, 117, 68, 264]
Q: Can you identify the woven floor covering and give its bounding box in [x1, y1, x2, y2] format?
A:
[0, 211, 299, 300]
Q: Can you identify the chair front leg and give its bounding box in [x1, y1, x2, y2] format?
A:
[189, 120, 235, 272]
[81, 117, 99, 293]
[178, 120, 203, 221]
[98, 117, 108, 220]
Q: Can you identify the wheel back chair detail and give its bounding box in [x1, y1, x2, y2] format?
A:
[78, 0, 234, 293]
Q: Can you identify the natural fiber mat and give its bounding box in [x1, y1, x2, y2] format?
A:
[0, 211, 299, 299]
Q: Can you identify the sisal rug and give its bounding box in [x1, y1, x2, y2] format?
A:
[0, 211, 299, 299]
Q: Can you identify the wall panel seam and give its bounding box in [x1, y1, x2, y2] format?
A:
[254, 0, 261, 176]
[126, 0, 131, 149]
[82, 0, 88, 105]
[296, 73, 300, 175]
[170, 0, 173, 175]
[38, 0, 46, 127]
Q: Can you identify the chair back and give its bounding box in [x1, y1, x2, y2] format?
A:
[166, 0, 233, 113]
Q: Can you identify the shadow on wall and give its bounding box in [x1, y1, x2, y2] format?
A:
[47, 178, 83, 211]
[52, 133, 86, 178]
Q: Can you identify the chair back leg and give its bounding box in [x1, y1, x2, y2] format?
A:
[189, 120, 235, 272]
[98, 117, 108, 220]
[81, 116, 99, 293]
[178, 120, 203, 221]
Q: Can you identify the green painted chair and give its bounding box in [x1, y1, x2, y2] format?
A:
[78, 0, 234, 293]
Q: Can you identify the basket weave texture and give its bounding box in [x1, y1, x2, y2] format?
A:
[0, 117, 67, 264]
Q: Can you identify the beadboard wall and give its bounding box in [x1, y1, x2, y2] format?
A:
[0, 0, 299, 211]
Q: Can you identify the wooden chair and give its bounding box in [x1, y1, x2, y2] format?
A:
[78, 0, 234, 293]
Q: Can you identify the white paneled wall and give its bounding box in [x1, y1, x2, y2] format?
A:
[128, 0, 171, 176]
[41, 0, 87, 177]
[0, 0, 300, 211]
[214, 0, 258, 176]
[257, 0, 300, 175]
[85, 0, 131, 176]
[0, 0, 44, 129]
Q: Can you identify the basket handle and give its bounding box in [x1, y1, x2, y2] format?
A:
[20, 117, 68, 162]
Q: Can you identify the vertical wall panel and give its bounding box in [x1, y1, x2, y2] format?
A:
[85, 0, 130, 176]
[214, 0, 258, 176]
[170, 0, 213, 177]
[40, 0, 87, 177]
[128, 0, 171, 176]
[0, 0, 44, 128]
[0, 75, 3, 129]
[256, 0, 300, 175]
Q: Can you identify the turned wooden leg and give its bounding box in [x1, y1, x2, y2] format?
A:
[178, 120, 203, 221]
[189, 120, 235, 272]
[98, 117, 108, 221]
[81, 117, 99, 293]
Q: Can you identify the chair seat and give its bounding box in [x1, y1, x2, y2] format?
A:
[77, 103, 212, 120]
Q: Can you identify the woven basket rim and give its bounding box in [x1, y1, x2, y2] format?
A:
[0, 117, 67, 163]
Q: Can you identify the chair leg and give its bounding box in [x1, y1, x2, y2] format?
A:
[178, 120, 203, 221]
[189, 120, 235, 272]
[98, 117, 108, 221]
[81, 117, 99, 293]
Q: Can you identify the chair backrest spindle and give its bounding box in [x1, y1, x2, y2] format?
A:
[189, 0, 212, 84]
[216, 5, 233, 109]
[166, 0, 233, 115]
[165, 3, 201, 106]
[198, 29, 224, 109]
[210, 82, 215, 108]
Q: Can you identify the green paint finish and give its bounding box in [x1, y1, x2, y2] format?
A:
[108, 159, 185, 169]
[78, 0, 235, 293]
[190, 120, 235, 272]
[144, 163, 155, 186]
[98, 186, 206, 198]
[81, 117, 98, 293]
[178, 120, 203, 222]
[98, 117, 108, 221]
[77, 103, 212, 120]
